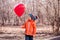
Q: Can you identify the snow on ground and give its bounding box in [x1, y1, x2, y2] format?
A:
[0, 26, 60, 40]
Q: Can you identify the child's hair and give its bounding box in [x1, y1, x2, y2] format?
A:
[29, 14, 37, 21]
[34, 16, 38, 20]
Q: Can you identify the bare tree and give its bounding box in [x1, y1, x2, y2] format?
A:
[46, 0, 60, 35]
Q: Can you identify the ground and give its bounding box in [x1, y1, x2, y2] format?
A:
[0, 26, 60, 40]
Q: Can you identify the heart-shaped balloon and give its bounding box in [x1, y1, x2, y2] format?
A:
[14, 4, 25, 17]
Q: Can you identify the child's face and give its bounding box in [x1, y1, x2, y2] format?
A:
[28, 16, 31, 19]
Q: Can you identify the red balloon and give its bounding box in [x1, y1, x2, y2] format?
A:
[14, 4, 25, 17]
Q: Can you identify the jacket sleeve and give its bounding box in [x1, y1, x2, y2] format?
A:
[33, 22, 36, 36]
[21, 24, 25, 28]
[21, 22, 26, 28]
[21, 20, 28, 28]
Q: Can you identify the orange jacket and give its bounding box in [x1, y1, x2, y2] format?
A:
[22, 19, 36, 36]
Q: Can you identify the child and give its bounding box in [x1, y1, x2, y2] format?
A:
[21, 14, 37, 40]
